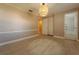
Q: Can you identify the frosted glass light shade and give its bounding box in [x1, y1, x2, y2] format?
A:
[39, 3, 48, 17]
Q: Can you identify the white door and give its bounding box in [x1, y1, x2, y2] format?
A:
[42, 17, 53, 35]
[64, 12, 78, 40]
[42, 18, 48, 35]
[48, 17, 53, 35]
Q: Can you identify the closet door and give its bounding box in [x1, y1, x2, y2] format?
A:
[64, 12, 78, 40]
[42, 17, 53, 35]
[48, 17, 53, 35]
[42, 18, 48, 35]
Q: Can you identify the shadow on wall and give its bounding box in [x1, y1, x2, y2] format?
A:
[0, 5, 37, 43]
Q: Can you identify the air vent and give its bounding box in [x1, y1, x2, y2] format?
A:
[28, 9, 33, 12]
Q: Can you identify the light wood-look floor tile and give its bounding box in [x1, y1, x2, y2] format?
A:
[0, 35, 79, 55]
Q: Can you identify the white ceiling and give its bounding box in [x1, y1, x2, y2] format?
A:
[5, 3, 79, 16]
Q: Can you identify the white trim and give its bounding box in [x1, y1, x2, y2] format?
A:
[54, 35, 65, 39]
[54, 35, 79, 41]
[0, 34, 39, 46]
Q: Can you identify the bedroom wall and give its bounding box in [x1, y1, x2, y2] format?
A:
[53, 8, 79, 37]
[0, 4, 38, 43]
[53, 13, 64, 36]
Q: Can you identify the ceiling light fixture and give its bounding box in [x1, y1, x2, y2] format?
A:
[39, 3, 48, 17]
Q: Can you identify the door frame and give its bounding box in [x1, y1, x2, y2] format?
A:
[64, 11, 78, 40]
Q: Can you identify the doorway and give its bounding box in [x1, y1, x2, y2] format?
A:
[64, 11, 78, 40]
[42, 17, 53, 35]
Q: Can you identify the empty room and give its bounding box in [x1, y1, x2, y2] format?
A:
[0, 3, 79, 55]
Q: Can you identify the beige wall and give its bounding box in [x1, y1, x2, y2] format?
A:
[0, 4, 38, 43]
[53, 8, 79, 37]
[53, 13, 64, 36]
[42, 8, 79, 37]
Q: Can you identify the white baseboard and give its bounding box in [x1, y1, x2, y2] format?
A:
[0, 34, 39, 46]
[54, 35, 79, 41]
[54, 35, 65, 39]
